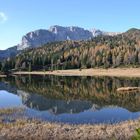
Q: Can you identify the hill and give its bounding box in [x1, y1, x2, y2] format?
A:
[0, 25, 119, 60]
[1, 28, 140, 72]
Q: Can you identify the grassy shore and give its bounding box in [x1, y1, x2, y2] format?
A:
[14, 68, 140, 77]
[0, 117, 140, 140]
[0, 108, 140, 140]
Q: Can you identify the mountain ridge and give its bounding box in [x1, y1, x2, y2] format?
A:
[17, 25, 120, 50]
[1, 27, 140, 72]
[0, 25, 120, 59]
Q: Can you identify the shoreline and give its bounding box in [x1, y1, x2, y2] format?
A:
[14, 68, 140, 77]
[0, 117, 139, 140]
[0, 108, 139, 139]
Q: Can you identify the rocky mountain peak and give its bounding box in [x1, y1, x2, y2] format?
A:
[0, 25, 121, 59]
[49, 25, 65, 34]
[17, 26, 121, 50]
[90, 29, 103, 37]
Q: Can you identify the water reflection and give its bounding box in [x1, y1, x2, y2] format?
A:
[0, 75, 140, 124]
[17, 90, 93, 114]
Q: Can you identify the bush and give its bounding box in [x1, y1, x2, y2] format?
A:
[132, 128, 140, 140]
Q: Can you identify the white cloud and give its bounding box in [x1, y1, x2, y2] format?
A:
[0, 12, 8, 23]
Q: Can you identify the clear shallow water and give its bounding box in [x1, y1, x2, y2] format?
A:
[0, 75, 140, 124]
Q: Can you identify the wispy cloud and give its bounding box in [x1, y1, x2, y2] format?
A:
[0, 12, 8, 23]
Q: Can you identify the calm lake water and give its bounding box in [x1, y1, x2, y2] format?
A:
[0, 75, 140, 124]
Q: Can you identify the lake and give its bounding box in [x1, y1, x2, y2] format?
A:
[0, 75, 140, 124]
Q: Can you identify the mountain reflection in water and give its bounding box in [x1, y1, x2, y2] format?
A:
[0, 75, 140, 124]
[17, 89, 94, 114]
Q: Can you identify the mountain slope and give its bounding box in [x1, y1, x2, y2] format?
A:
[1, 28, 140, 72]
[0, 46, 18, 60]
[0, 25, 120, 60]
[17, 25, 120, 50]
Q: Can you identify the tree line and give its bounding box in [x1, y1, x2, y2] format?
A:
[1, 28, 140, 72]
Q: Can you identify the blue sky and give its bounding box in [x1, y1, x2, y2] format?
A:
[0, 0, 140, 50]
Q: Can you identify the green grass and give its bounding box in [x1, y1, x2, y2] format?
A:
[132, 128, 140, 140]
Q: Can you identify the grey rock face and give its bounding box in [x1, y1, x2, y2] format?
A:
[0, 25, 120, 59]
[49, 25, 92, 41]
[17, 30, 55, 50]
[90, 28, 120, 37]
[17, 25, 120, 50]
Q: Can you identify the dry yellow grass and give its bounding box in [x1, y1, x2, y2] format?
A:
[0, 108, 24, 115]
[14, 68, 140, 77]
[0, 108, 140, 140]
[0, 118, 140, 140]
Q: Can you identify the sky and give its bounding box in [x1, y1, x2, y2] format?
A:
[0, 0, 140, 50]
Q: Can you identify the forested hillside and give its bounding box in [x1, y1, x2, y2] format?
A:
[1, 28, 140, 72]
